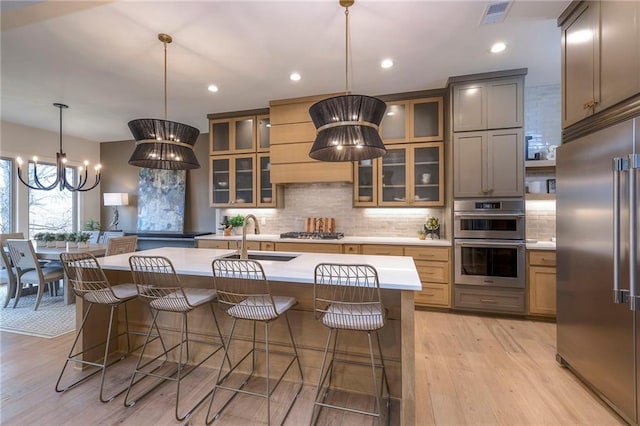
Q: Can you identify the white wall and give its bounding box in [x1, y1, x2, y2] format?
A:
[0, 120, 101, 234]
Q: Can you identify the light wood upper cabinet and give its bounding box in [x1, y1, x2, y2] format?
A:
[372, 142, 444, 207]
[454, 129, 524, 197]
[380, 97, 443, 143]
[210, 116, 256, 155]
[257, 114, 271, 152]
[527, 250, 557, 317]
[453, 78, 523, 132]
[560, 1, 640, 128]
[209, 154, 256, 207]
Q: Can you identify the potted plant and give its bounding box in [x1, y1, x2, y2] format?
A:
[55, 232, 68, 248]
[424, 216, 440, 240]
[417, 229, 427, 240]
[220, 217, 233, 237]
[44, 232, 56, 247]
[228, 214, 245, 235]
[76, 232, 90, 248]
[83, 218, 101, 231]
[33, 232, 47, 247]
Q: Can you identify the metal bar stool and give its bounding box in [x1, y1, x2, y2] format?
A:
[56, 252, 145, 402]
[124, 255, 228, 422]
[311, 263, 391, 425]
[205, 258, 304, 425]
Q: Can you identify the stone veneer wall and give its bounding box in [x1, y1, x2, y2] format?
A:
[221, 182, 447, 239]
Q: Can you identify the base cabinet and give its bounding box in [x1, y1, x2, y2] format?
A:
[527, 250, 557, 317]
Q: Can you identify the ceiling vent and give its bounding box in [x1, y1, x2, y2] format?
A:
[481, 1, 512, 25]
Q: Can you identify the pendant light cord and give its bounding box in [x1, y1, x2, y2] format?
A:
[163, 38, 168, 121]
[345, 6, 350, 95]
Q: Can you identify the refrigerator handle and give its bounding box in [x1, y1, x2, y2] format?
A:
[613, 156, 628, 304]
[629, 153, 639, 311]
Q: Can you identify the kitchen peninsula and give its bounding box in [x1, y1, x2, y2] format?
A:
[93, 247, 420, 425]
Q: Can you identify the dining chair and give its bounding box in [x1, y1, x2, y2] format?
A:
[100, 231, 124, 245]
[206, 258, 304, 425]
[57, 252, 143, 402]
[124, 255, 228, 422]
[5, 239, 64, 310]
[311, 263, 390, 425]
[0, 248, 18, 308]
[0, 232, 25, 247]
[106, 236, 138, 256]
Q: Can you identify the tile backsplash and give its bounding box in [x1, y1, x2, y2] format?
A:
[220, 182, 447, 239]
[526, 200, 556, 242]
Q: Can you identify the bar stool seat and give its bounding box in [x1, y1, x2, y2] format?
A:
[148, 287, 216, 312]
[311, 263, 391, 425]
[227, 295, 296, 321]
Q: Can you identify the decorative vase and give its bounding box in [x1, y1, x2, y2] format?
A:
[223, 227, 232, 237]
[418, 233, 426, 240]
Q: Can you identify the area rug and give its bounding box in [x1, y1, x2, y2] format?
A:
[0, 285, 75, 338]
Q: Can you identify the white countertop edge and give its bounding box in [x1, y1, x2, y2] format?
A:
[526, 242, 556, 250]
[196, 234, 451, 247]
[98, 247, 422, 291]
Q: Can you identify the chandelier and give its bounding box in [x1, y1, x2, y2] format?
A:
[308, 0, 387, 162]
[127, 33, 200, 170]
[16, 103, 101, 192]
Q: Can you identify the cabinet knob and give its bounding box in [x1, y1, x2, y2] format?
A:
[583, 99, 599, 110]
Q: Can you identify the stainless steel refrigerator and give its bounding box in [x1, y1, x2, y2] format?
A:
[556, 116, 639, 423]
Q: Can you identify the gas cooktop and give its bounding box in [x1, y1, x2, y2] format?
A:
[279, 232, 344, 240]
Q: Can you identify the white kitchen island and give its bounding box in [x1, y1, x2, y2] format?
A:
[87, 247, 420, 425]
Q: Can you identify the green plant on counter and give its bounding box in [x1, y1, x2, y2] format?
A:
[83, 218, 101, 231]
[425, 216, 439, 231]
[55, 232, 68, 242]
[229, 214, 245, 228]
[33, 232, 46, 242]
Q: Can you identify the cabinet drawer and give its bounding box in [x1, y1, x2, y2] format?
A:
[229, 240, 261, 250]
[454, 287, 525, 314]
[343, 244, 360, 254]
[528, 250, 556, 267]
[405, 246, 450, 262]
[197, 240, 229, 249]
[261, 242, 275, 251]
[360, 245, 404, 256]
[274, 242, 342, 254]
[415, 283, 450, 307]
[415, 260, 449, 284]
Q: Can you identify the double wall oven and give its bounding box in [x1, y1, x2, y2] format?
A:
[453, 199, 526, 314]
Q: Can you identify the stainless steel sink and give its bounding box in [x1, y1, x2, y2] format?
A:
[222, 253, 298, 262]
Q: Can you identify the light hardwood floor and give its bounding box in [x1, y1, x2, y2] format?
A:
[1, 310, 624, 425]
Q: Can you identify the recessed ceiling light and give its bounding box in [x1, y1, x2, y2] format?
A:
[380, 58, 394, 69]
[207, 84, 219, 92]
[490, 42, 506, 53]
[289, 72, 301, 81]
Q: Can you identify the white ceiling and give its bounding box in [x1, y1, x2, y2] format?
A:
[1, 0, 569, 143]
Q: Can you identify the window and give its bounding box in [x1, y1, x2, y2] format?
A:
[27, 161, 77, 237]
[0, 158, 12, 233]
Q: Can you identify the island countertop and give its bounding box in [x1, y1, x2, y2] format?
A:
[98, 247, 422, 291]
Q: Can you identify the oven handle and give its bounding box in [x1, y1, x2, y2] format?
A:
[455, 240, 525, 248]
[454, 213, 525, 218]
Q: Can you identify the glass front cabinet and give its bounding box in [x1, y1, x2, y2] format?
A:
[354, 142, 444, 207]
[209, 116, 256, 155]
[257, 153, 277, 207]
[380, 97, 443, 144]
[210, 154, 255, 207]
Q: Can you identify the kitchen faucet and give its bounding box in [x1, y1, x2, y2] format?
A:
[240, 214, 260, 260]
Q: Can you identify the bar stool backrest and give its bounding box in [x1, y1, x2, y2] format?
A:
[313, 263, 385, 329]
[211, 258, 277, 317]
[129, 255, 188, 311]
[60, 252, 117, 302]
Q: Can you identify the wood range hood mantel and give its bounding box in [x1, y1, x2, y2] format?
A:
[269, 93, 354, 184]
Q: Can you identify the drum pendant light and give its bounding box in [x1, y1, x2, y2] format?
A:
[308, 0, 387, 162]
[128, 33, 200, 170]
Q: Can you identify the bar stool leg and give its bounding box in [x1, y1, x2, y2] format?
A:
[375, 330, 391, 416]
[206, 317, 239, 424]
[311, 328, 334, 425]
[265, 321, 271, 425]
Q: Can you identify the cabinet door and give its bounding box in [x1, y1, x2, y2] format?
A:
[257, 153, 277, 207]
[412, 97, 444, 141]
[378, 147, 408, 205]
[412, 143, 444, 206]
[234, 156, 255, 205]
[487, 129, 524, 197]
[210, 157, 232, 206]
[562, 2, 598, 128]
[257, 115, 271, 152]
[487, 78, 523, 129]
[453, 131, 486, 197]
[599, 1, 640, 112]
[453, 83, 487, 132]
[209, 116, 256, 154]
[380, 102, 408, 142]
[528, 265, 557, 316]
[353, 159, 377, 206]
